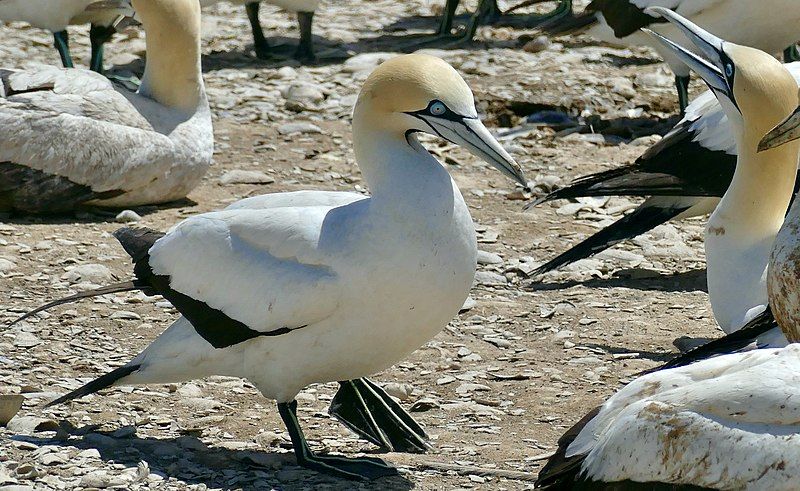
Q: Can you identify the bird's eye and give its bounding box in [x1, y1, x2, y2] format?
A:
[725, 63, 733, 77]
[429, 101, 447, 116]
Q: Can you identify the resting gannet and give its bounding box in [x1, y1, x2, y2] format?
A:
[10, 53, 526, 479]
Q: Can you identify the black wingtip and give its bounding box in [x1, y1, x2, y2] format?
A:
[113, 227, 165, 263]
[6, 281, 147, 328]
[46, 364, 141, 407]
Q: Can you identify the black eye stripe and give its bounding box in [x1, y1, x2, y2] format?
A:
[405, 100, 472, 123]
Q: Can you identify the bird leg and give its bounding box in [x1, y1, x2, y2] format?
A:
[675, 75, 691, 115]
[329, 378, 431, 454]
[89, 23, 117, 74]
[438, 0, 460, 35]
[295, 11, 315, 63]
[277, 400, 399, 480]
[53, 31, 74, 69]
[784, 44, 800, 63]
[245, 1, 272, 59]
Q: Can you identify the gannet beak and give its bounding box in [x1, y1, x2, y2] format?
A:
[758, 106, 800, 151]
[426, 116, 527, 186]
[642, 7, 731, 99]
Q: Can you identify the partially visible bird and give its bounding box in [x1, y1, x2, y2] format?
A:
[0, 0, 213, 213]
[541, 0, 800, 112]
[199, 0, 318, 62]
[9, 53, 526, 479]
[0, 0, 126, 73]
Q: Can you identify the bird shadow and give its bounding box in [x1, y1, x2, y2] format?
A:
[0, 199, 198, 226]
[527, 268, 709, 293]
[578, 343, 674, 363]
[12, 422, 414, 490]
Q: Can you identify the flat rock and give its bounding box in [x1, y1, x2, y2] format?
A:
[61, 264, 114, 284]
[0, 395, 23, 426]
[219, 170, 276, 185]
[277, 122, 322, 135]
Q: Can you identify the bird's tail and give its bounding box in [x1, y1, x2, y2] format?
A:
[46, 363, 142, 407]
[530, 200, 690, 276]
[7, 280, 152, 327]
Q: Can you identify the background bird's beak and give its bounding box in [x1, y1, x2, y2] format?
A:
[758, 106, 800, 151]
[426, 117, 527, 187]
[642, 7, 730, 97]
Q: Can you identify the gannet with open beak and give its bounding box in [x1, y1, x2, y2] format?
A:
[0, 0, 213, 213]
[0, 0, 126, 73]
[543, 0, 800, 112]
[10, 53, 526, 479]
[199, 0, 318, 61]
[529, 65, 800, 278]
[537, 11, 800, 488]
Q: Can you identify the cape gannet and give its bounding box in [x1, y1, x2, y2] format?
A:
[543, 0, 800, 112]
[0, 0, 125, 73]
[537, 11, 800, 488]
[10, 53, 526, 479]
[529, 65, 800, 276]
[0, 0, 213, 214]
[199, 0, 318, 62]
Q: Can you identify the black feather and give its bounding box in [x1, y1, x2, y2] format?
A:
[46, 364, 141, 407]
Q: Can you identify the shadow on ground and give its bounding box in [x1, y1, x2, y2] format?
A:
[528, 268, 708, 293]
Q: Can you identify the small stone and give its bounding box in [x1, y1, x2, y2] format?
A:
[474, 271, 508, 286]
[115, 210, 142, 223]
[383, 382, 412, 401]
[477, 250, 503, 265]
[0, 258, 16, 272]
[109, 311, 141, 321]
[61, 264, 114, 284]
[12, 332, 41, 348]
[219, 170, 276, 185]
[277, 122, 322, 135]
[0, 395, 24, 426]
[522, 35, 550, 53]
[6, 417, 59, 435]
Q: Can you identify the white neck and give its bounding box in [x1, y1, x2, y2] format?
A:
[705, 132, 800, 331]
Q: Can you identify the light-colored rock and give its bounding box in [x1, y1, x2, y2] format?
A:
[219, 170, 276, 185]
[0, 395, 23, 426]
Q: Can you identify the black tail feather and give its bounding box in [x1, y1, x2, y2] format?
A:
[47, 363, 141, 407]
[652, 307, 778, 373]
[7, 280, 152, 327]
[531, 202, 690, 276]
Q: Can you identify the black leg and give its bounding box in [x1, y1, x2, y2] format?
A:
[785, 44, 800, 62]
[438, 0, 460, 35]
[675, 75, 691, 115]
[295, 11, 315, 63]
[477, 0, 502, 23]
[246, 1, 271, 59]
[53, 31, 74, 69]
[330, 378, 431, 454]
[277, 400, 399, 481]
[89, 23, 117, 74]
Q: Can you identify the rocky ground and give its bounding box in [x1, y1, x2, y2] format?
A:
[0, 1, 724, 489]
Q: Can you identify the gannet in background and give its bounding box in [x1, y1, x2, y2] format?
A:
[434, 0, 569, 42]
[529, 66, 800, 276]
[0, 0, 125, 73]
[0, 0, 213, 214]
[537, 10, 800, 488]
[542, 0, 800, 112]
[199, 0, 318, 62]
[10, 53, 526, 479]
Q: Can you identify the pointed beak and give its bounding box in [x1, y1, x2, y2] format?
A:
[425, 117, 527, 187]
[759, 105, 800, 151]
[642, 7, 730, 98]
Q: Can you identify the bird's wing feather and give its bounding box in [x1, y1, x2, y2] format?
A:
[148, 206, 344, 334]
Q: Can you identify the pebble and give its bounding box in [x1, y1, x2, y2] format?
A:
[0, 258, 16, 272]
[277, 122, 323, 135]
[0, 395, 23, 426]
[115, 210, 142, 223]
[61, 264, 114, 284]
[474, 271, 508, 286]
[219, 170, 276, 185]
[522, 35, 550, 53]
[477, 250, 503, 265]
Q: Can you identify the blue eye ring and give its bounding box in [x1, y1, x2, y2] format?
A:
[725, 63, 733, 77]
[429, 101, 447, 116]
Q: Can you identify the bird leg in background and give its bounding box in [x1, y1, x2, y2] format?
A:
[675, 75, 690, 115]
[52, 31, 74, 69]
[89, 23, 117, 74]
[277, 400, 400, 480]
[437, 0, 460, 35]
[784, 44, 800, 63]
[329, 378, 431, 454]
[295, 11, 315, 63]
[245, 1, 272, 59]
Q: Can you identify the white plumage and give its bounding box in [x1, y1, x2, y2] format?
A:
[0, 0, 213, 212]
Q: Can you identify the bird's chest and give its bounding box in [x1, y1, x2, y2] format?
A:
[768, 218, 800, 342]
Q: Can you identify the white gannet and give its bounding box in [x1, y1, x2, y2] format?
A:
[529, 65, 800, 275]
[10, 53, 526, 479]
[536, 12, 800, 488]
[199, 0, 318, 61]
[0, 0, 213, 214]
[0, 0, 124, 73]
[543, 0, 800, 112]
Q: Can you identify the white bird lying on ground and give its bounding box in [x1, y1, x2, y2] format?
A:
[0, 0, 213, 214]
[542, 0, 800, 112]
[199, 0, 318, 62]
[0, 0, 126, 73]
[537, 9, 800, 489]
[10, 53, 526, 480]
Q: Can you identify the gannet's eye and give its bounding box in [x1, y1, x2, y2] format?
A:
[725, 63, 733, 78]
[429, 101, 447, 116]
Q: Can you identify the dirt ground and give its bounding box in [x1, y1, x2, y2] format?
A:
[0, 1, 723, 489]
